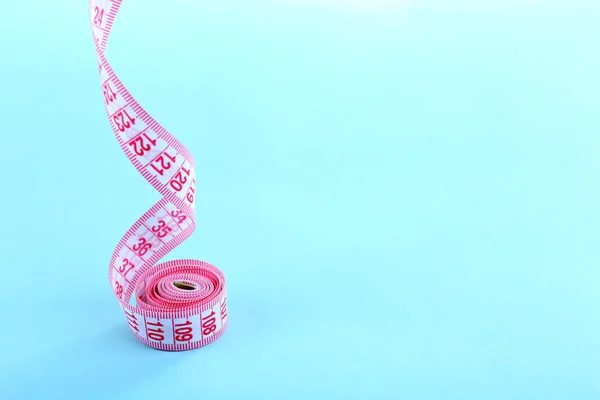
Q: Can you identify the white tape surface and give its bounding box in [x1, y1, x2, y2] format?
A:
[89, 0, 228, 351]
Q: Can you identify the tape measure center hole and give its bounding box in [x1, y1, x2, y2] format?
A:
[173, 281, 196, 291]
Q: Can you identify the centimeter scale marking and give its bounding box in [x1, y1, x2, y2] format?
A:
[88, 0, 228, 351]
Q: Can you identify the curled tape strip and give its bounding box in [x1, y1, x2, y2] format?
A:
[89, 0, 228, 351]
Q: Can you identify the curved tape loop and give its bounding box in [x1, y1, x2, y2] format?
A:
[89, 0, 228, 351]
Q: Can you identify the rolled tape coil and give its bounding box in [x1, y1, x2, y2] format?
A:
[88, 0, 228, 351]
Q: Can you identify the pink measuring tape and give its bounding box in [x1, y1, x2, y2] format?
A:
[88, 0, 228, 351]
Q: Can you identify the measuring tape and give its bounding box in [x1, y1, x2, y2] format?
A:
[88, 0, 228, 351]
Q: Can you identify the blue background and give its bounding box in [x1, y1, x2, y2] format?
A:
[1, 0, 599, 398]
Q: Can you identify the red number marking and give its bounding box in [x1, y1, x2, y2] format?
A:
[113, 109, 136, 132]
[170, 167, 190, 192]
[186, 179, 196, 203]
[174, 320, 193, 342]
[114, 280, 123, 299]
[124, 310, 140, 332]
[93, 6, 104, 25]
[147, 320, 165, 341]
[150, 151, 176, 176]
[202, 311, 217, 335]
[151, 220, 172, 238]
[128, 132, 157, 156]
[220, 297, 228, 320]
[102, 81, 117, 105]
[170, 209, 187, 224]
[118, 258, 136, 277]
[132, 237, 152, 257]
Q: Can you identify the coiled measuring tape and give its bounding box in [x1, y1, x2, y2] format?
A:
[88, 0, 228, 351]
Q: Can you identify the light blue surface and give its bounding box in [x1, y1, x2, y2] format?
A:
[1, 1, 599, 399]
